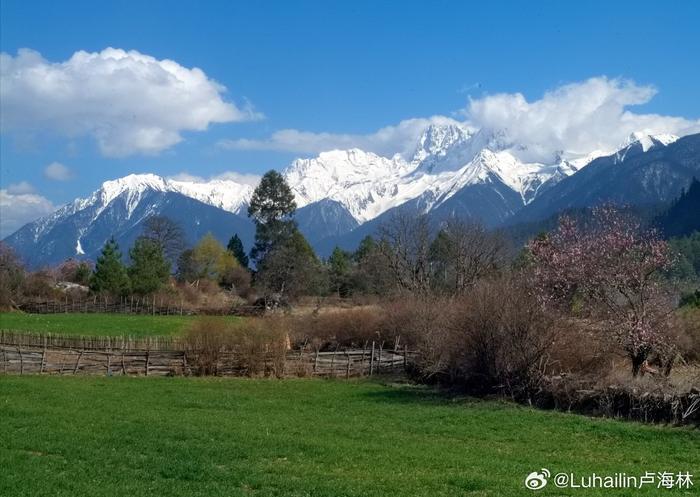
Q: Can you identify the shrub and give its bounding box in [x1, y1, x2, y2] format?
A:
[405, 277, 557, 401]
[288, 307, 387, 350]
[183, 317, 288, 376]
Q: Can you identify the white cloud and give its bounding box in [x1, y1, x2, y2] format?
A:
[219, 77, 699, 163]
[464, 76, 700, 163]
[168, 171, 261, 187]
[0, 47, 263, 157]
[44, 162, 73, 181]
[6, 181, 36, 194]
[218, 116, 464, 158]
[0, 188, 55, 238]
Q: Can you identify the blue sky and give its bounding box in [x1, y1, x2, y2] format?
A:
[1, 0, 699, 236]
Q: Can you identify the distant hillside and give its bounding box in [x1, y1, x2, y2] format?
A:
[509, 133, 700, 225]
[656, 177, 700, 238]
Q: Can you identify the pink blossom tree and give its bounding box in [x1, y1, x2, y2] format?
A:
[529, 206, 675, 376]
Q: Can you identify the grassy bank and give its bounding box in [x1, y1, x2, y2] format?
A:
[0, 376, 697, 497]
[0, 312, 241, 337]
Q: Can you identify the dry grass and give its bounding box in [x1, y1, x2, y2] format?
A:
[183, 316, 288, 376]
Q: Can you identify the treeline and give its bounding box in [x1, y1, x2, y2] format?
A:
[2, 170, 699, 312]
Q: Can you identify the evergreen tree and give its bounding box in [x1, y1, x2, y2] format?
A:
[227, 233, 249, 268]
[353, 235, 376, 263]
[91, 238, 131, 297]
[176, 249, 198, 283]
[247, 170, 297, 264]
[351, 235, 393, 295]
[256, 229, 322, 298]
[128, 238, 171, 295]
[328, 246, 352, 297]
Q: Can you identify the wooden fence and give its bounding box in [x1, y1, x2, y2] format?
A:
[17, 298, 262, 316]
[0, 332, 414, 378]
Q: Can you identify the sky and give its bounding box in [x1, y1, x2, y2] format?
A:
[1, 0, 700, 237]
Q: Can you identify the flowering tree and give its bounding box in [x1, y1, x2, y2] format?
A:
[529, 207, 675, 376]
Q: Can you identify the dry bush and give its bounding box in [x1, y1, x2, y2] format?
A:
[230, 317, 289, 376]
[400, 277, 557, 401]
[288, 307, 388, 350]
[20, 270, 62, 301]
[547, 320, 614, 376]
[182, 317, 231, 375]
[183, 316, 288, 376]
[170, 281, 245, 314]
[382, 295, 457, 361]
[677, 307, 700, 363]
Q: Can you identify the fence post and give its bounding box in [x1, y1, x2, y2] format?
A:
[404, 344, 408, 371]
[73, 350, 83, 374]
[40, 335, 47, 373]
[369, 341, 375, 376]
[330, 346, 338, 378]
[314, 348, 319, 373]
[345, 350, 351, 379]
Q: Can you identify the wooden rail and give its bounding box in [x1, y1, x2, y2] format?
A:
[0, 333, 416, 378]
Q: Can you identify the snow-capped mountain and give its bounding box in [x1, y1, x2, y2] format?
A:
[283, 123, 621, 225]
[3, 124, 691, 267]
[510, 132, 696, 225]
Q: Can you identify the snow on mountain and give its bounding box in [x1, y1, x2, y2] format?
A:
[5, 123, 686, 267]
[615, 132, 680, 162]
[23, 173, 254, 245]
[283, 124, 595, 223]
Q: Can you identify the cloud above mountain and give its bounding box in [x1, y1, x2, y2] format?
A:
[44, 162, 73, 181]
[222, 77, 700, 163]
[219, 116, 466, 158]
[465, 76, 700, 163]
[168, 171, 261, 187]
[0, 48, 262, 157]
[0, 187, 55, 238]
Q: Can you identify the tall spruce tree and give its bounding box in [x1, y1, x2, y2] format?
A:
[328, 246, 352, 297]
[128, 238, 171, 295]
[247, 170, 297, 265]
[227, 233, 249, 268]
[91, 238, 131, 296]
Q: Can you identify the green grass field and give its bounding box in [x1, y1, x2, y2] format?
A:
[0, 312, 241, 337]
[0, 377, 697, 497]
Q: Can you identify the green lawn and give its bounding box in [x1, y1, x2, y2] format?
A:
[0, 377, 697, 497]
[0, 312, 240, 337]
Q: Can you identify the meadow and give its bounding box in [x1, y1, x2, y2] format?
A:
[0, 376, 697, 497]
[0, 312, 241, 337]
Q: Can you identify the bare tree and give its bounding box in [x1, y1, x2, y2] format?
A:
[378, 212, 432, 294]
[0, 242, 24, 309]
[431, 218, 507, 294]
[142, 215, 186, 263]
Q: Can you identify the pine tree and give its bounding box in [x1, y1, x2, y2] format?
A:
[328, 246, 351, 297]
[90, 238, 131, 297]
[256, 229, 322, 298]
[227, 233, 249, 268]
[247, 170, 297, 265]
[128, 238, 171, 295]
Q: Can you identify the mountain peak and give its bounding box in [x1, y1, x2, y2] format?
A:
[623, 131, 679, 151]
[616, 132, 680, 162]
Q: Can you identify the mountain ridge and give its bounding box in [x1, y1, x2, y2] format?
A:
[3, 125, 692, 267]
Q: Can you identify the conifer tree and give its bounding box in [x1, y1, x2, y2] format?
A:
[91, 238, 131, 296]
[227, 233, 249, 268]
[128, 238, 171, 295]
